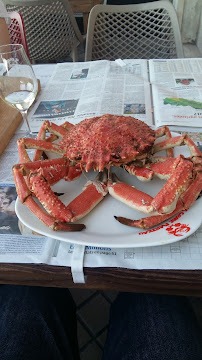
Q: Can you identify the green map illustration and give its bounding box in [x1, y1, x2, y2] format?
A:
[163, 97, 202, 109]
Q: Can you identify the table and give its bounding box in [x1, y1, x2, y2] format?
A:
[69, 0, 103, 34]
[0, 264, 202, 296]
[0, 63, 202, 297]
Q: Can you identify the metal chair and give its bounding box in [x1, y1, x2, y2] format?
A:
[8, 11, 30, 58]
[3, 0, 84, 62]
[85, 1, 184, 61]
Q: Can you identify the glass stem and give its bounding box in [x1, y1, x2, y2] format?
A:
[21, 110, 32, 135]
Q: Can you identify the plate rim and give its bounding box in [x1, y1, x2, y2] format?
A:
[16, 196, 202, 248]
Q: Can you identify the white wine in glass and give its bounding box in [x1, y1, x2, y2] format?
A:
[0, 44, 38, 135]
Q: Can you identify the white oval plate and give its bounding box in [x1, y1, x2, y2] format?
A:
[15, 141, 202, 248]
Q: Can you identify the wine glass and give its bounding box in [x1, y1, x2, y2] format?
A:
[0, 44, 38, 136]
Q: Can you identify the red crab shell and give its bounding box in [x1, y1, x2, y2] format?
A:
[60, 114, 155, 171]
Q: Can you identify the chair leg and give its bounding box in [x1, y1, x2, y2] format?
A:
[71, 46, 78, 62]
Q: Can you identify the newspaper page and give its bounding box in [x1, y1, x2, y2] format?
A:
[28, 59, 153, 132]
[149, 58, 202, 130]
[50, 231, 202, 270]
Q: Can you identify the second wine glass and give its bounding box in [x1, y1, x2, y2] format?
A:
[0, 43, 38, 136]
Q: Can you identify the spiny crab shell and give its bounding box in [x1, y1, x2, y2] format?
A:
[60, 114, 156, 171]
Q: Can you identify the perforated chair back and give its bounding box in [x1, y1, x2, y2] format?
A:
[8, 11, 30, 58]
[85, 1, 184, 61]
[4, 0, 84, 62]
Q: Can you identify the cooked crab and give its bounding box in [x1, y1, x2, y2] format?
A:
[13, 114, 202, 231]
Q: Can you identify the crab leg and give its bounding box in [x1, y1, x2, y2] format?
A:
[148, 158, 176, 180]
[18, 121, 79, 174]
[65, 164, 83, 181]
[24, 197, 85, 231]
[14, 158, 70, 185]
[124, 157, 176, 181]
[14, 160, 108, 230]
[115, 171, 202, 229]
[18, 133, 82, 182]
[29, 171, 74, 222]
[25, 158, 82, 183]
[108, 173, 156, 214]
[13, 164, 85, 231]
[17, 138, 32, 163]
[115, 201, 184, 229]
[13, 159, 70, 199]
[184, 136, 202, 164]
[33, 121, 58, 161]
[66, 171, 108, 221]
[17, 136, 73, 184]
[17, 138, 65, 156]
[18, 120, 71, 163]
[124, 165, 154, 181]
[151, 156, 193, 214]
[28, 170, 108, 223]
[41, 120, 71, 138]
[61, 121, 74, 131]
[153, 135, 185, 154]
[28, 159, 70, 185]
[13, 165, 32, 203]
[154, 126, 174, 157]
[152, 134, 202, 158]
[109, 155, 194, 216]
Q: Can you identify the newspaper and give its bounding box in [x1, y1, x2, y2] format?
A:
[149, 58, 202, 131]
[1, 62, 202, 272]
[27, 59, 153, 132]
[26, 58, 202, 134]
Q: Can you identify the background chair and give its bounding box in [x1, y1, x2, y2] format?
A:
[8, 11, 30, 58]
[85, 1, 184, 61]
[103, 0, 158, 3]
[4, 0, 84, 63]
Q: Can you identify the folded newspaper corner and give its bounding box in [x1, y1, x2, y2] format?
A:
[1, 59, 202, 279]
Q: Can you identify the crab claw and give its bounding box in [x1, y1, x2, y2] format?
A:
[114, 200, 184, 229]
[114, 211, 179, 229]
